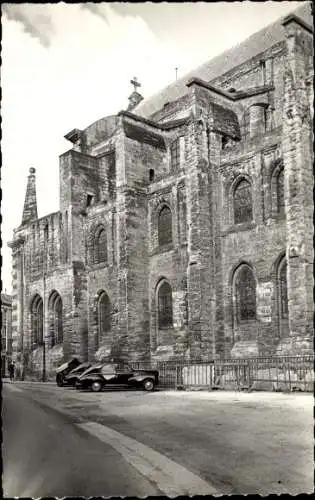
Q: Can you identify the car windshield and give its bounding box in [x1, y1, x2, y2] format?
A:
[101, 364, 117, 375]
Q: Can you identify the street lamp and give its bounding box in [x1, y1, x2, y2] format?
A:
[41, 334, 46, 382]
[40, 223, 49, 382]
[42, 268, 47, 382]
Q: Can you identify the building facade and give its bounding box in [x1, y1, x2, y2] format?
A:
[1, 293, 13, 377]
[9, 6, 314, 376]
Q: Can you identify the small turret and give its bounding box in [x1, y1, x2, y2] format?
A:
[21, 167, 38, 225]
[127, 77, 143, 111]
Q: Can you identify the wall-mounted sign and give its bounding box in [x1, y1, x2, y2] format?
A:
[257, 281, 273, 323]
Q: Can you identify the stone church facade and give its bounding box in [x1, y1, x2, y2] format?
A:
[9, 7, 313, 376]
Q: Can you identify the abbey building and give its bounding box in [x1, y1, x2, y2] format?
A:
[9, 5, 313, 376]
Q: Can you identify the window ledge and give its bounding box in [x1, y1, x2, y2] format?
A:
[150, 243, 174, 256]
[222, 221, 256, 235]
[88, 262, 109, 271]
[270, 214, 285, 222]
[242, 126, 282, 144]
[236, 318, 257, 324]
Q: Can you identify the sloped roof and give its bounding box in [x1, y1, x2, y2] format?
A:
[134, 3, 312, 118]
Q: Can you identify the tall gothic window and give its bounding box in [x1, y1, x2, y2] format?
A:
[170, 138, 180, 172]
[178, 185, 187, 244]
[271, 162, 285, 219]
[233, 179, 253, 224]
[234, 265, 256, 322]
[278, 259, 288, 319]
[94, 227, 107, 264]
[49, 291, 63, 346]
[58, 214, 63, 263]
[97, 291, 111, 349]
[64, 211, 69, 263]
[158, 281, 173, 329]
[158, 206, 172, 246]
[107, 151, 116, 199]
[276, 168, 285, 216]
[31, 295, 43, 346]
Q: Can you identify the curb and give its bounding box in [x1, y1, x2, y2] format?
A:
[2, 380, 55, 385]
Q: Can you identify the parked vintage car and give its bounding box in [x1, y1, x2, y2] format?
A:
[76, 362, 159, 392]
[61, 362, 93, 387]
[56, 358, 81, 387]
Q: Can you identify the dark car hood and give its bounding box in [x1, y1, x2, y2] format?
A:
[65, 362, 92, 378]
[56, 358, 81, 374]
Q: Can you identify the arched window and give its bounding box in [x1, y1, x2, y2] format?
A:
[278, 259, 288, 319]
[234, 265, 256, 322]
[158, 206, 172, 246]
[157, 281, 173, 328]
[94, 227, 107, 264]
[271, 162, 285, 219]
[178, 185, 187, 244]
[96, 291, 111, 349]
[58, 214, 63, 263]
[149, 169, 155, 182]
[64, 210, 69, 263]
[49, 291, 63, 346]
[233, 179, 253, 224]
[30, 295, 43, 346]
[276, 168, 285, 216]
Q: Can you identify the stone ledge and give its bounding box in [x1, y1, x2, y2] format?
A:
[221, 221, 256, 236]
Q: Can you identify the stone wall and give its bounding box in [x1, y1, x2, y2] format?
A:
[280, 18, 313, 355]
[9, 11, 313, 374]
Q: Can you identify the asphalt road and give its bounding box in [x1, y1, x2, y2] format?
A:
[2, 385, 161, 497]
[2, 382, 313, 497]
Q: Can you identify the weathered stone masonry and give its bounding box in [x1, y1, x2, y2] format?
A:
[9, 8, 313, 376]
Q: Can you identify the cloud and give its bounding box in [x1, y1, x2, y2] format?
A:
[80, 3, 110, 25]
[2, 4, 55, 47]
[1, 3, 180, 225]
[1, 1, 307, 294]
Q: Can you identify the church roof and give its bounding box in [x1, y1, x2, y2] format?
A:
[134, 3, 312, 119]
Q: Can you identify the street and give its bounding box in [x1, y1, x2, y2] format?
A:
[2, 382, 314, 497]
[3, 384, 162, 497]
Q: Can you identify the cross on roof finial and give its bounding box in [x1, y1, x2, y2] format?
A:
[130, 76, 141, 92]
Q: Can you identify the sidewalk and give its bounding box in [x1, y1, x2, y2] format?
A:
[2, 379, 55, 386]
[4, 379, 313, 397]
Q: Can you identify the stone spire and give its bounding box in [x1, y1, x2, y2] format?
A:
[21, 167, 38, 225]
[127, 77, 143, 111]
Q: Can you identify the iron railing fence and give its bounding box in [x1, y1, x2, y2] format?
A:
[130, 355, 314, 392]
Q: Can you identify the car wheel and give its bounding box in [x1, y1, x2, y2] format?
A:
[91, 381, 103, 392]
[56, 375, 64, 387]
[143, 379, 155, 391]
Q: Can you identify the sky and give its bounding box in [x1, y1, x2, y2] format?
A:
[1, 1, 307, 293]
